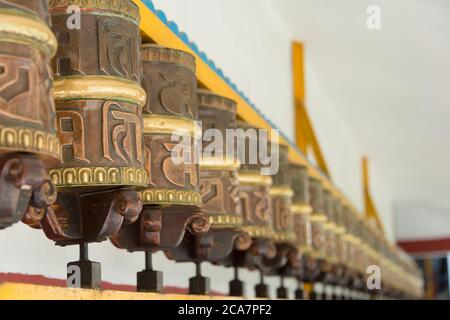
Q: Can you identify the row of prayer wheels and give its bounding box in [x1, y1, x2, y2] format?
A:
[0, 0, 423, 299]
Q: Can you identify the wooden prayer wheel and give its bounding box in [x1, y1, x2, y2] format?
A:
[324, 190, 338, 265]
[111, 45, 209, 293]
[223, 121, 276, 298]
[262, 144, 296, 298]
[333, 199, 351, 297]
[302, 177, 328, 299]
[308, 177, 327, 263]
[290, 164, 313, 256]
[169, 90, 251, 295]
[38, 0, 146, 289]
[341, 206, 362, 296]
[349, 212, 365, 294]
[0, 0, 60, 229]
[289, 163, 313, 299]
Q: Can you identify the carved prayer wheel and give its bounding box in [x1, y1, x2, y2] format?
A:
[289, 163, 313, 299]
[349, 212, 365, 295]
[169, 90, 251, 295]
[333, 198, 349, 299]
[341, 206, 361, 298]
[321, 190, 339, 299]
[304, 177, 327, 299]
[223, 121, 276, 298]
[111, 45, 209, 293]
[38, 0, 146, 289]
[0, 0, 60, 229]
[262, 144, 296, 299]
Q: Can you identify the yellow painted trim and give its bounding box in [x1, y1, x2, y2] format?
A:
[292, 42, 330, 176]
[362, 157, 385, 233]
[0, 283, 239, 300]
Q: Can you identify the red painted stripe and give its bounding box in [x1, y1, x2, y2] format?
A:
[397, 237, 450, 254]
[0, 273, 225, 296]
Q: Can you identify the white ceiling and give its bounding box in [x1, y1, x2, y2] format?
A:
[272, 0, 450, 239]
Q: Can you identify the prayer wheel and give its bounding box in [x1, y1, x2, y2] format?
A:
[321, 190, 339, 299]
[39, 0, 146, 289]
[262, 144, 296, 299]
[224, 121, 276, 298]
[333, 199, 350, 299]
[0, 0, 60, 229]
[169, 90, 251, 295]
[111, 45, 209, 293]
[289, 163, 313, 299]
[305, 177, 327, 299]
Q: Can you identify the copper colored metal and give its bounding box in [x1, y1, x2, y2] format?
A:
[37, 0, 145, 288]
[169, 90, 251, 295]
[263, 145, 298, 282]
[112, 45, 207, 252]
[220, 121, 276, 297]
[289, 163, 313, 296]
[301, 177, 328, 283]
[0, 0, 59, 229]
[170, 90, 250, 261]
[111, 45, 209, 292]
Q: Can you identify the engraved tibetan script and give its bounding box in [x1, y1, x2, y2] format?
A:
[102, 101, 143, 165]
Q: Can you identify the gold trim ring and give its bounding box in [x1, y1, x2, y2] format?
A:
[274, 231, 296, 243]
[243, 225, 274, 239]
[238, 173, 273, 187]
[49, 0, 140, 23]
[53, 76, 147, 107]
[200, 157, 241, 171]
[143, 114, 199, 137]
[209, 213, 243, 229]
[291, 203, 313, 215]
[324, 222, 338, 232]
[49, 167, 148, 188]
[310, 213, 327, 223]
[0, 125, 61, 161]
[140, 188, 202, 207]
[270, 186, 294, 197]
[0, 10, 57, 56]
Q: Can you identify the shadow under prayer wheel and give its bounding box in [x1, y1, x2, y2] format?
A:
[169, 90, 251, 295]
[111, 45, 209, 293]
[0, 0, 60, 229]
[289, 163, 313, 299]
[39, 0, 146, 289]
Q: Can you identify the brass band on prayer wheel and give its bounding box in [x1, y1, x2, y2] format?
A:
[309, 177, 327, 260]
[140, 44, 201, 207]
[236, 121, 273, 239]
[198, 90, 242, 229]
[0, 0, 60, 162]
[269, 144, 295, 242]
[48, 0, 147, 189]
[289, 164, 313, 252]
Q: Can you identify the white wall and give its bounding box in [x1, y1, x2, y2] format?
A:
[0, 0, 396, 295]
[395, 202, 450, 241]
